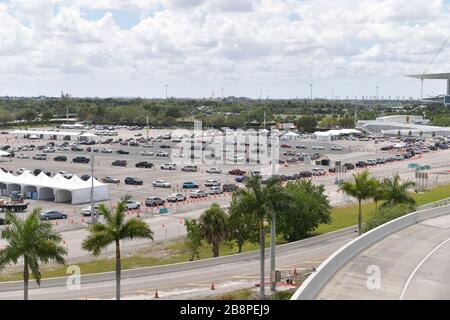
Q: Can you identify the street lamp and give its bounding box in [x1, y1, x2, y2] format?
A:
[270, 133, 277, 292]
[90, 149, 96, 223]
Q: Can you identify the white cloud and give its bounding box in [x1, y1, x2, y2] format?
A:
[0, 0, 450, 98]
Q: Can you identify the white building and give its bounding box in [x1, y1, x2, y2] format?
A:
[357, 115, 450, 137]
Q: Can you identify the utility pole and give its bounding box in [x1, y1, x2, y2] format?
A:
[331, 88, 334, 116]
[420, 78, 424, 100]
[270, 132, 277, 292]
[165, 84, 168, 99]
[146, 115, 149, 140]
[90, 149, 96, 223]
[310, 84, 313, 100]
[376, 86, 379, 100]
[221, 87, 224, 99]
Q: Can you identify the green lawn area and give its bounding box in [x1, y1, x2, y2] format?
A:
[314, 183, 450, 235]
[1, 183, 449, 283]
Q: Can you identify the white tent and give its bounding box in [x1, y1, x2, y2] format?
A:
[80, 132, 97, 138]
[281, 131, 300, 140]
[0, 171, 109, 204]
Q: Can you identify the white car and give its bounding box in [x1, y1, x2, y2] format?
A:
[156, 150, 169, 157]
[16, 153, 30, 159]
[226, 155, 244, 162]
[189, 190, 208, 198]
[153, 180, 171, 188]
[143, 143, 154, 148]
[331, 145, 342, 151]
[125, 200, 140, 210]
[205, 179, 220, 187]
[166, 193, 186, 202]
[312, 145, 324, 150]
[57, 146, 70, 151]
[81, 205, 99, 216]
[43, 148, 55, 153]
[101, 148, 113, 154]
[206, 167, 222, 174]
[16, 168, 28, 175]
[160, 163, 177, 170]
[208, 186, 223, 195]
[140, 151, 154, 156]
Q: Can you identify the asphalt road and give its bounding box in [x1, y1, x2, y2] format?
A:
[0, 227, 357, 300]
[316, 213, 450, 300]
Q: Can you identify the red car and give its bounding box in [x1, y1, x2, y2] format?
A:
[228, 169, 246, 176]
[281, 144, 291, 148]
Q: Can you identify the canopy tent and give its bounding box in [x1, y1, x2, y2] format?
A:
[281, 131, 300, 140]
[0, 171, 109, 204]
[80, 132, 97, 137]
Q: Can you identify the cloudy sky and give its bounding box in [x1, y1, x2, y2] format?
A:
[1, 0, 450, 99]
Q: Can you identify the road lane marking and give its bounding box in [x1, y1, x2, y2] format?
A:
[399, 237, 450, 300]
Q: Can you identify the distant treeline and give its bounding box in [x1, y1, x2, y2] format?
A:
[0, 97, 448, 130]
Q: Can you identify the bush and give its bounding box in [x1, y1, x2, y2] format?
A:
[363, 204, 413, 232]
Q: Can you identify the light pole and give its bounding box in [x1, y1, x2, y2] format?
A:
[90, 149, 96, 224]
[331, 88, 334, 116]
[310, 84, 313, 100]
[270, 133, 277, 292]
[165, 84, 168, 99]
[376, 86, 379, 100]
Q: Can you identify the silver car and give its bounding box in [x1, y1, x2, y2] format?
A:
[153, 180, 171, 188]
[166, 193, 186, 202]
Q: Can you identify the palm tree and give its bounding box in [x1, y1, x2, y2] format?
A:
[372, 179, 385, 212]
[233, 175, 291, 300]
[199, 203, 228, 257]
[381, 175, 416, 208]
[339, 170, 379, 235]
[82, 202, 153, 300]
[0, 209, 67, 300]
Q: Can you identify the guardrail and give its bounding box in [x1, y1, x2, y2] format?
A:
[291, 203, 450, 300]
[0, 225, 356, 291]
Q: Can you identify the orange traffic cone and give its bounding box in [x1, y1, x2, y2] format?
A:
[155, 288, 159, 299]
[211, 282, 215, 290]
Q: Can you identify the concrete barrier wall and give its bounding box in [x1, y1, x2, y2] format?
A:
[0, 225, 357, 291]
[291, 204, 450, 300]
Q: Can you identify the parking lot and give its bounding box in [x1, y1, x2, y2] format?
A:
[1, 127, 450, 227]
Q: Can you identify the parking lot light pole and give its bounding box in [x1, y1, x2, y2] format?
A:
[90, 150, 96, 224]
[270, 133, 276, 292]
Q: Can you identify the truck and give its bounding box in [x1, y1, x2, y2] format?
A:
[0, 198, 29, 212]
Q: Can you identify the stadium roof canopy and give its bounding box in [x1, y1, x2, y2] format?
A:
[406, 73, 450, 79]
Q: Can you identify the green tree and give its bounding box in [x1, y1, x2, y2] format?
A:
[232, 175, 291, 299]
[295, 115, 317, 133]
[184, 219, 202, 261]
[22, 109, 37, 122]
[41, 109, 54, 123]
[82, 202, 154, 300]
[279, 180, 331, 241]
[339, 170, 379, 235]
[380, 175, 416, 209]
[0, 209, 67, 300]
[199, 203, 229, 257]
[228, 197, 259, 253]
